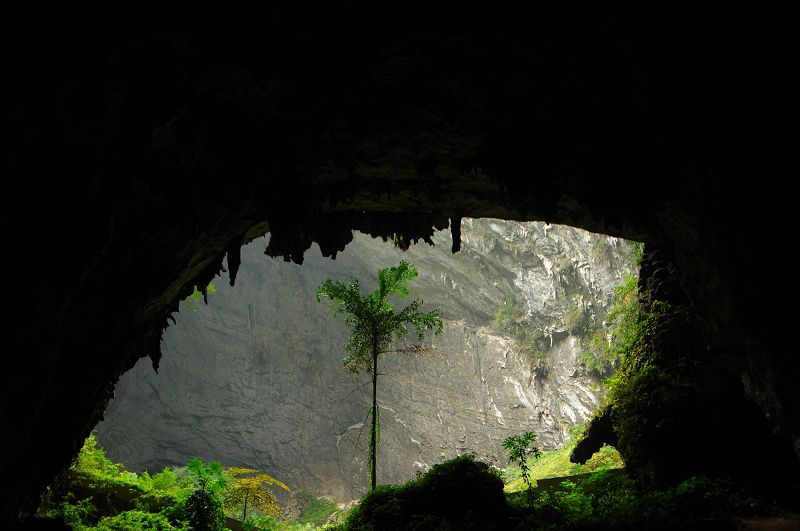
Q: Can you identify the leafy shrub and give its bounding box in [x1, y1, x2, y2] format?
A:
[494, 299, 527, 336]
[72, 435, 121, 478]
[580, 275, 639, 376]
[222, 466, 291, 522]
[339, 453, 508, 530]
[294, 491, 337, 526]
[502, 433, 542, 504]
[94, 509, 188, 530]
[185, 282, 217, 311]
[509, 471, 775, 530]
[60, 494, 97, 529]
[185, 488, 225, 531]
[563, 304, 586, 335]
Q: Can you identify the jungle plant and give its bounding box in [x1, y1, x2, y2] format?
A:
[494, 298, 528, 336]
[503, 432, 542, 504]
[339, 453, 508, 530]
[223, 467, 291, 522]
[564, 303, 586, 335]
[93, 509, 186, 530]
[294, 491, 338, 526]
[72, 434, 121, 478]
[581, 274, 639, 376]
[317, 260, 443, 492]
[184, 459, 228, 530]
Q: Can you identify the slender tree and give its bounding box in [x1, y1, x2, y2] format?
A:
[223, 467, 291, 522]
[317, 260, 443, 491]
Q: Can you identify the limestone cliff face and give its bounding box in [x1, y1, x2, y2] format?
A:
[96, 219, 636, 501]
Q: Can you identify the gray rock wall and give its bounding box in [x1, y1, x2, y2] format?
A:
[96, 219, 637, 501]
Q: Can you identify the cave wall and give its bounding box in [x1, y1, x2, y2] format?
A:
[3, 3, 797, 523]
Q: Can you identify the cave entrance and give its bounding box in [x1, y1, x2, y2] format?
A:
[93, 218, 639, 506]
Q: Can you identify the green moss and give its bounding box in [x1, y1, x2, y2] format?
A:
[295, 491, 337, 526]
[563, 304, 586, 335]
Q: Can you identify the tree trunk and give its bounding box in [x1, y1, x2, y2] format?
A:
[371, 338, 378, 492]
[243, 492, 248, 522]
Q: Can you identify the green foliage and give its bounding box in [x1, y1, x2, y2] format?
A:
[494, 300, 552, 362]
[185, 488, 225, 531]
[40, 436, 231, 529]
[93, 509, 188, 530]
[294, 491, 338, 526]
[581, 274, 640, 376]
[337, 454, 508, 530]
[563, 304, 586, 335]
[316, 260, 443, 374]
[44, 437, 335, 530]
[600, 297, 672, 474]
[508, 471, 777, 530]
[185, 282, 217, 311]
[502, 423, 623, 493]
[72, 435, 121, 478]
[243, 514, 319, 530]
[60, 493, 97, 530]
[186, 458, 228, 494]
[502, 433, 542, 504]
[183, 459, 229, 529]
[317, 260, 442, 492]
[629, 241, 645, 266]
[494, 299, 527, 336]
[223, 466, 291, 521]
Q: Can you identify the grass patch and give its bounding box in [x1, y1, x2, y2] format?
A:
[502, 424, 624, 493]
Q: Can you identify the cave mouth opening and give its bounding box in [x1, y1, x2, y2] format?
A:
[88, 218, 639, 509]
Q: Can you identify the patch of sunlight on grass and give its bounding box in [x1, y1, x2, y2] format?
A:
[502, 424, 624, 493]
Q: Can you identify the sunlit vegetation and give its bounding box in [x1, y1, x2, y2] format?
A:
[37, 436, 334, 530]
[494, 299, 550, 361]
[43, 240, 795, 528]
[332, 451, 788, 530]
[317, 260, 443, 492]
[501, 424, 623, 494]
[563, 304, 587, 335]
[332, 453, 508, 531]
[185, 282, 217, 311]
[580, 274, 640, 377]
[502, 432, 542, 503]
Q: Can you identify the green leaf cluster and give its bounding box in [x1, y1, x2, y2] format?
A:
[317, 260, 442, 493]
[316, 260, 443, 373]
[185, 282, 217, 311]
[293, 491, 338, 526]
[509, 471, 777, 530]
[185, 458, 228, 494]
[39, 436, 300, 530]
[494, 300, 550, 362]
[501, 423, 623, 493]
[563, 304, 586, 335]
[502, 432, 542, 504]
[580, 274, 640, 377]
[334, 453, 507, 531]
[184, 488, 225, 530]
[223, 466, 291, 521]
